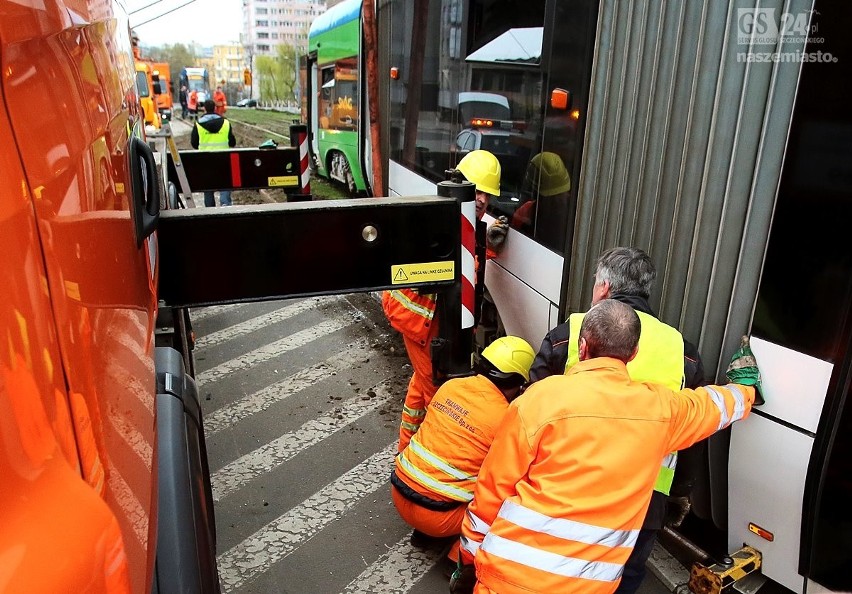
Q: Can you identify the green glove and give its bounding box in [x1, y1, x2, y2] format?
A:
[726, 335, 765, 405]
[449, 560, 476, 594]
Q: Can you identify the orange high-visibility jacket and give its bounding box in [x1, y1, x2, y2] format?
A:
[395, 374, 510, 503]
[213, 89, 227, 115]
[460, 358, 754, 594]
[382, 289, 437, 345]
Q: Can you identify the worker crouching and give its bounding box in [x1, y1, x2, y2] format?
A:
[390, 337, 535, 568]
[383, 150, 509, 454]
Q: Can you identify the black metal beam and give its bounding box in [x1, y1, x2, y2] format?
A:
[157, 196, 460, 307]
[167, 147, 302, 192]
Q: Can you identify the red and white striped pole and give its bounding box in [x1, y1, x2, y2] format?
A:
[290, 124, 311, 195]
[459, 197, 476, 330]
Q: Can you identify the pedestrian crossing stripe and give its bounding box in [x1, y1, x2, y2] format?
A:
[391, 261, 454, 284]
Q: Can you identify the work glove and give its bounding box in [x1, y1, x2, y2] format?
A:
[486, 216, 509, 253]
[664, 495, 691, 528]
[725, 335, 765, 405]
[449, 560, 476, 594]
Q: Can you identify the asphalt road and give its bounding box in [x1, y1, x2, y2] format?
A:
[193, 293, 678, 593]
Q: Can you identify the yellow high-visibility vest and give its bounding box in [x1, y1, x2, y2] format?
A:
[196, 120, 230, 150]
[565, 309, 685, 494]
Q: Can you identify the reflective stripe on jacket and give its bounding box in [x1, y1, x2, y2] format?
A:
[460, 358, 754, 594]
[381, 289, 437, 345]
[395, 374, 509, 503]
[565, 310, 685, 495]
[197, 119, 231, 151]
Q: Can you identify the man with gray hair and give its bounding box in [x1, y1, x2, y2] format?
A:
[528, 246, 703, 594]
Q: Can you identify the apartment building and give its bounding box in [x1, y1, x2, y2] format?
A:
[242, 0, 327, 57]
[211, 44, 246, 87]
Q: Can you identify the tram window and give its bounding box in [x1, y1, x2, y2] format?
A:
[387, 0, 579, 252]
[467, 0, 546, 56]
[318, 66, 334, 130]
[333, 58, 358, 131]
[389, 0, 545, 180]
[317, 62, 358, 131]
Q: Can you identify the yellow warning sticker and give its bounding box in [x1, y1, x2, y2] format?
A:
[268, 175, 299, 187]
[391, 261, 455, 284]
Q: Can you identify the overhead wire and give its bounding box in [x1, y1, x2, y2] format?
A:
[129, 0, 169, 16]
[131, 0, 200, 28]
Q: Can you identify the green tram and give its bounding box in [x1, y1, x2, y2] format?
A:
[302, 0, 368, 195]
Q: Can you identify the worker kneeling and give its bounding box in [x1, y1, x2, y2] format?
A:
[390, 336, 536, 569]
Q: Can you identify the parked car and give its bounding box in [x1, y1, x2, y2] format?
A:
[236, 98, 258, 107]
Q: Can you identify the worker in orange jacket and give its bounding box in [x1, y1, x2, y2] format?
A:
[453, 299, 761, 594]
[213, 85, 227, 116]
[390, 336, 535, 567]
[187, 89, 198, 118]
[384, 150, 509, 452]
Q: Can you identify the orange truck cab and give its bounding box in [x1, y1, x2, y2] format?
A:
[152, 62, 174, 122]
[0, 1, 217, 592]
[135, 55, 161, 129]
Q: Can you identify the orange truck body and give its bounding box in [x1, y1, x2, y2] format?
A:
[0, 1, 216, 592]
[152, 62, 174, 121]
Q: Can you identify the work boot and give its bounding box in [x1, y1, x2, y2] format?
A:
[409, 529, 430, 547]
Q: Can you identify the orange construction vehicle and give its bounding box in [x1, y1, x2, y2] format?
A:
[131, 31, 160, 129]
[152, 62, 174, 122]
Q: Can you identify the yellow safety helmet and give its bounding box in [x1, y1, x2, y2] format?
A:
[524, 151, 571, 197]
[481, 336, 536, 383]
[456, 150, 501, 197]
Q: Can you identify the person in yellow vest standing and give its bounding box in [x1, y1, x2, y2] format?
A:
[527, 246, 704, 594]
[190, 99, 237, 207]
[390, 336, 535, 571]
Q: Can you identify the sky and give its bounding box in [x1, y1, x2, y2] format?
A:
[129, 0, 244, 48]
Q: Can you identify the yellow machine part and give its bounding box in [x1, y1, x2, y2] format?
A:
[689, 546, 762, 594]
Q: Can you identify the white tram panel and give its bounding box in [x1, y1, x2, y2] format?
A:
[728, 337, 834, 594]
